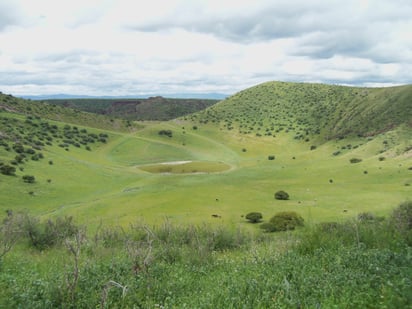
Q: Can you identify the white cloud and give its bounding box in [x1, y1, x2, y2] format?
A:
[0, 0, 411, 96]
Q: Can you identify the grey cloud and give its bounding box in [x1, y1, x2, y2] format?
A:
[0, 1, 22, 31]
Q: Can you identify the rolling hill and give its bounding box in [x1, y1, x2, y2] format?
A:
[0, 82, 411, 307]
[0, 82, 411, 228]
[191, 81, 412, 140]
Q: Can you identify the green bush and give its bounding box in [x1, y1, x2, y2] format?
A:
[0, 164, 16, 176]
[274, 190, 289, 200]
[245, 212, 263, 223]
[268, 155, 275, 160]
[349, 158, 362, 163]
[260, 222, 277, 232]
[390, 201, 412, 245]
[22, 175, 35, 183]
[269, 211, 304, 231]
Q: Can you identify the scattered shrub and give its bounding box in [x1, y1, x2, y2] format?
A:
[390, 201, 412, 244]
[260, 222, 277, 232]
[274, 190, 289, 200]
[158, 130, 173, 137]
[22, 175, 35, 183]
[0, 164, 16, 175]
[269, 211, 304, 231]
[268, 155, 275, 160]
[245, 212, 263, 223]
[261, 211, 304, 232]
[350, 158, 362, 163]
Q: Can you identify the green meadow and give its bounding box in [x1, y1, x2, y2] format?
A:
[1, 117, 410, 228]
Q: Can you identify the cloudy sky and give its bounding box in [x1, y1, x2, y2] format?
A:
[1, 0, 411, 97]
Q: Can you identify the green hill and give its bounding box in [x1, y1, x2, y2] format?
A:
[0, 82, 411, 307]
[190, 81, 412, 140]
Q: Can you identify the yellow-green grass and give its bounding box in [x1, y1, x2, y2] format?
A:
[1, 119, 410, 230]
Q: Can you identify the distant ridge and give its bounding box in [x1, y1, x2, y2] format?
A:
[20, 93, 229, 100]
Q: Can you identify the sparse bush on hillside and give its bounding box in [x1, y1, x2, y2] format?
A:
[350, 158, 362, 163]
[275, 190, 289, 200]
[0, 164, 16, 176]
[261, 211, 304, 232]
[245, 212, 263, 223]
[268, 155, 275, 160]
[22, 175, 35, 183]
[158, 129, 173, 137]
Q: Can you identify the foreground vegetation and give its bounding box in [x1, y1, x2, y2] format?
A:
[0, 201, 411, 308]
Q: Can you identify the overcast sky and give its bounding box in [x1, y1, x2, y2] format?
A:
[1, 0, 411, 97]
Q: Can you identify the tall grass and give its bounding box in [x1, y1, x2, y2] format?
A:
[0, 202, 411, 308]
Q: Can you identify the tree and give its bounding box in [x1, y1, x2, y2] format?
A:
[245, 212, 263, 223]
[275, 190, 289, 200]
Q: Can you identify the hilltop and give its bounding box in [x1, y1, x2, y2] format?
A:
[191, 81, 412, 141]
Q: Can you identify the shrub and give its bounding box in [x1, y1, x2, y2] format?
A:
[22, 175, 35, 183]
[390, 201, 412, 244]
[158, 130, 173, 137]
[349, 158, 362, 163]
[245, 212, 263, 223]
[260, 222, 277, 232]
[0, 164, 16, 176]
[269, 211, 304, 231]
[274, 190, 289, 200]
[268, 155, 275, 160]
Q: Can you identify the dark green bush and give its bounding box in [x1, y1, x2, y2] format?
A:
[158, 130, 173, 137]
[269, 211, 304, 231]
[0, 164, 16, 176]
[260, 222, 277, 232]
[268, 155, 275, 160]
[22, 175, 35, 183]
[245, 212, 263, 223]
[350, 158, 362, 163]
[390, 201, 412, 245]
[274, 190, 289, 200]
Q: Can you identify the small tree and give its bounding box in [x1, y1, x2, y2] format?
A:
[268, 155, 275, 160]
[245, 212, 263, 223]
[275, 190, 289, 200]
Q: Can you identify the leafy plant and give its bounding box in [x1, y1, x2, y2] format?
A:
[245, 212, 263, 223]
[274, 190, 289, 200]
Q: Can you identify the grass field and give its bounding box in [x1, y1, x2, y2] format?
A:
[1, 116, 410, 230]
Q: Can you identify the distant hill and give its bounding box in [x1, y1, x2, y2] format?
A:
[190, 81, 412, 140]
[42, 96, 220, 121]
[21, 93, 228, 100]
[0, 92, 137, 132]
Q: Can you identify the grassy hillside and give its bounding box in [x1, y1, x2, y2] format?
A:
[0, 82, 411, 307]
[44, 96, 218, 121]
[0, 83, 411, 228]
[0, 92, 139, 131]
[190, 81, 412, 141]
